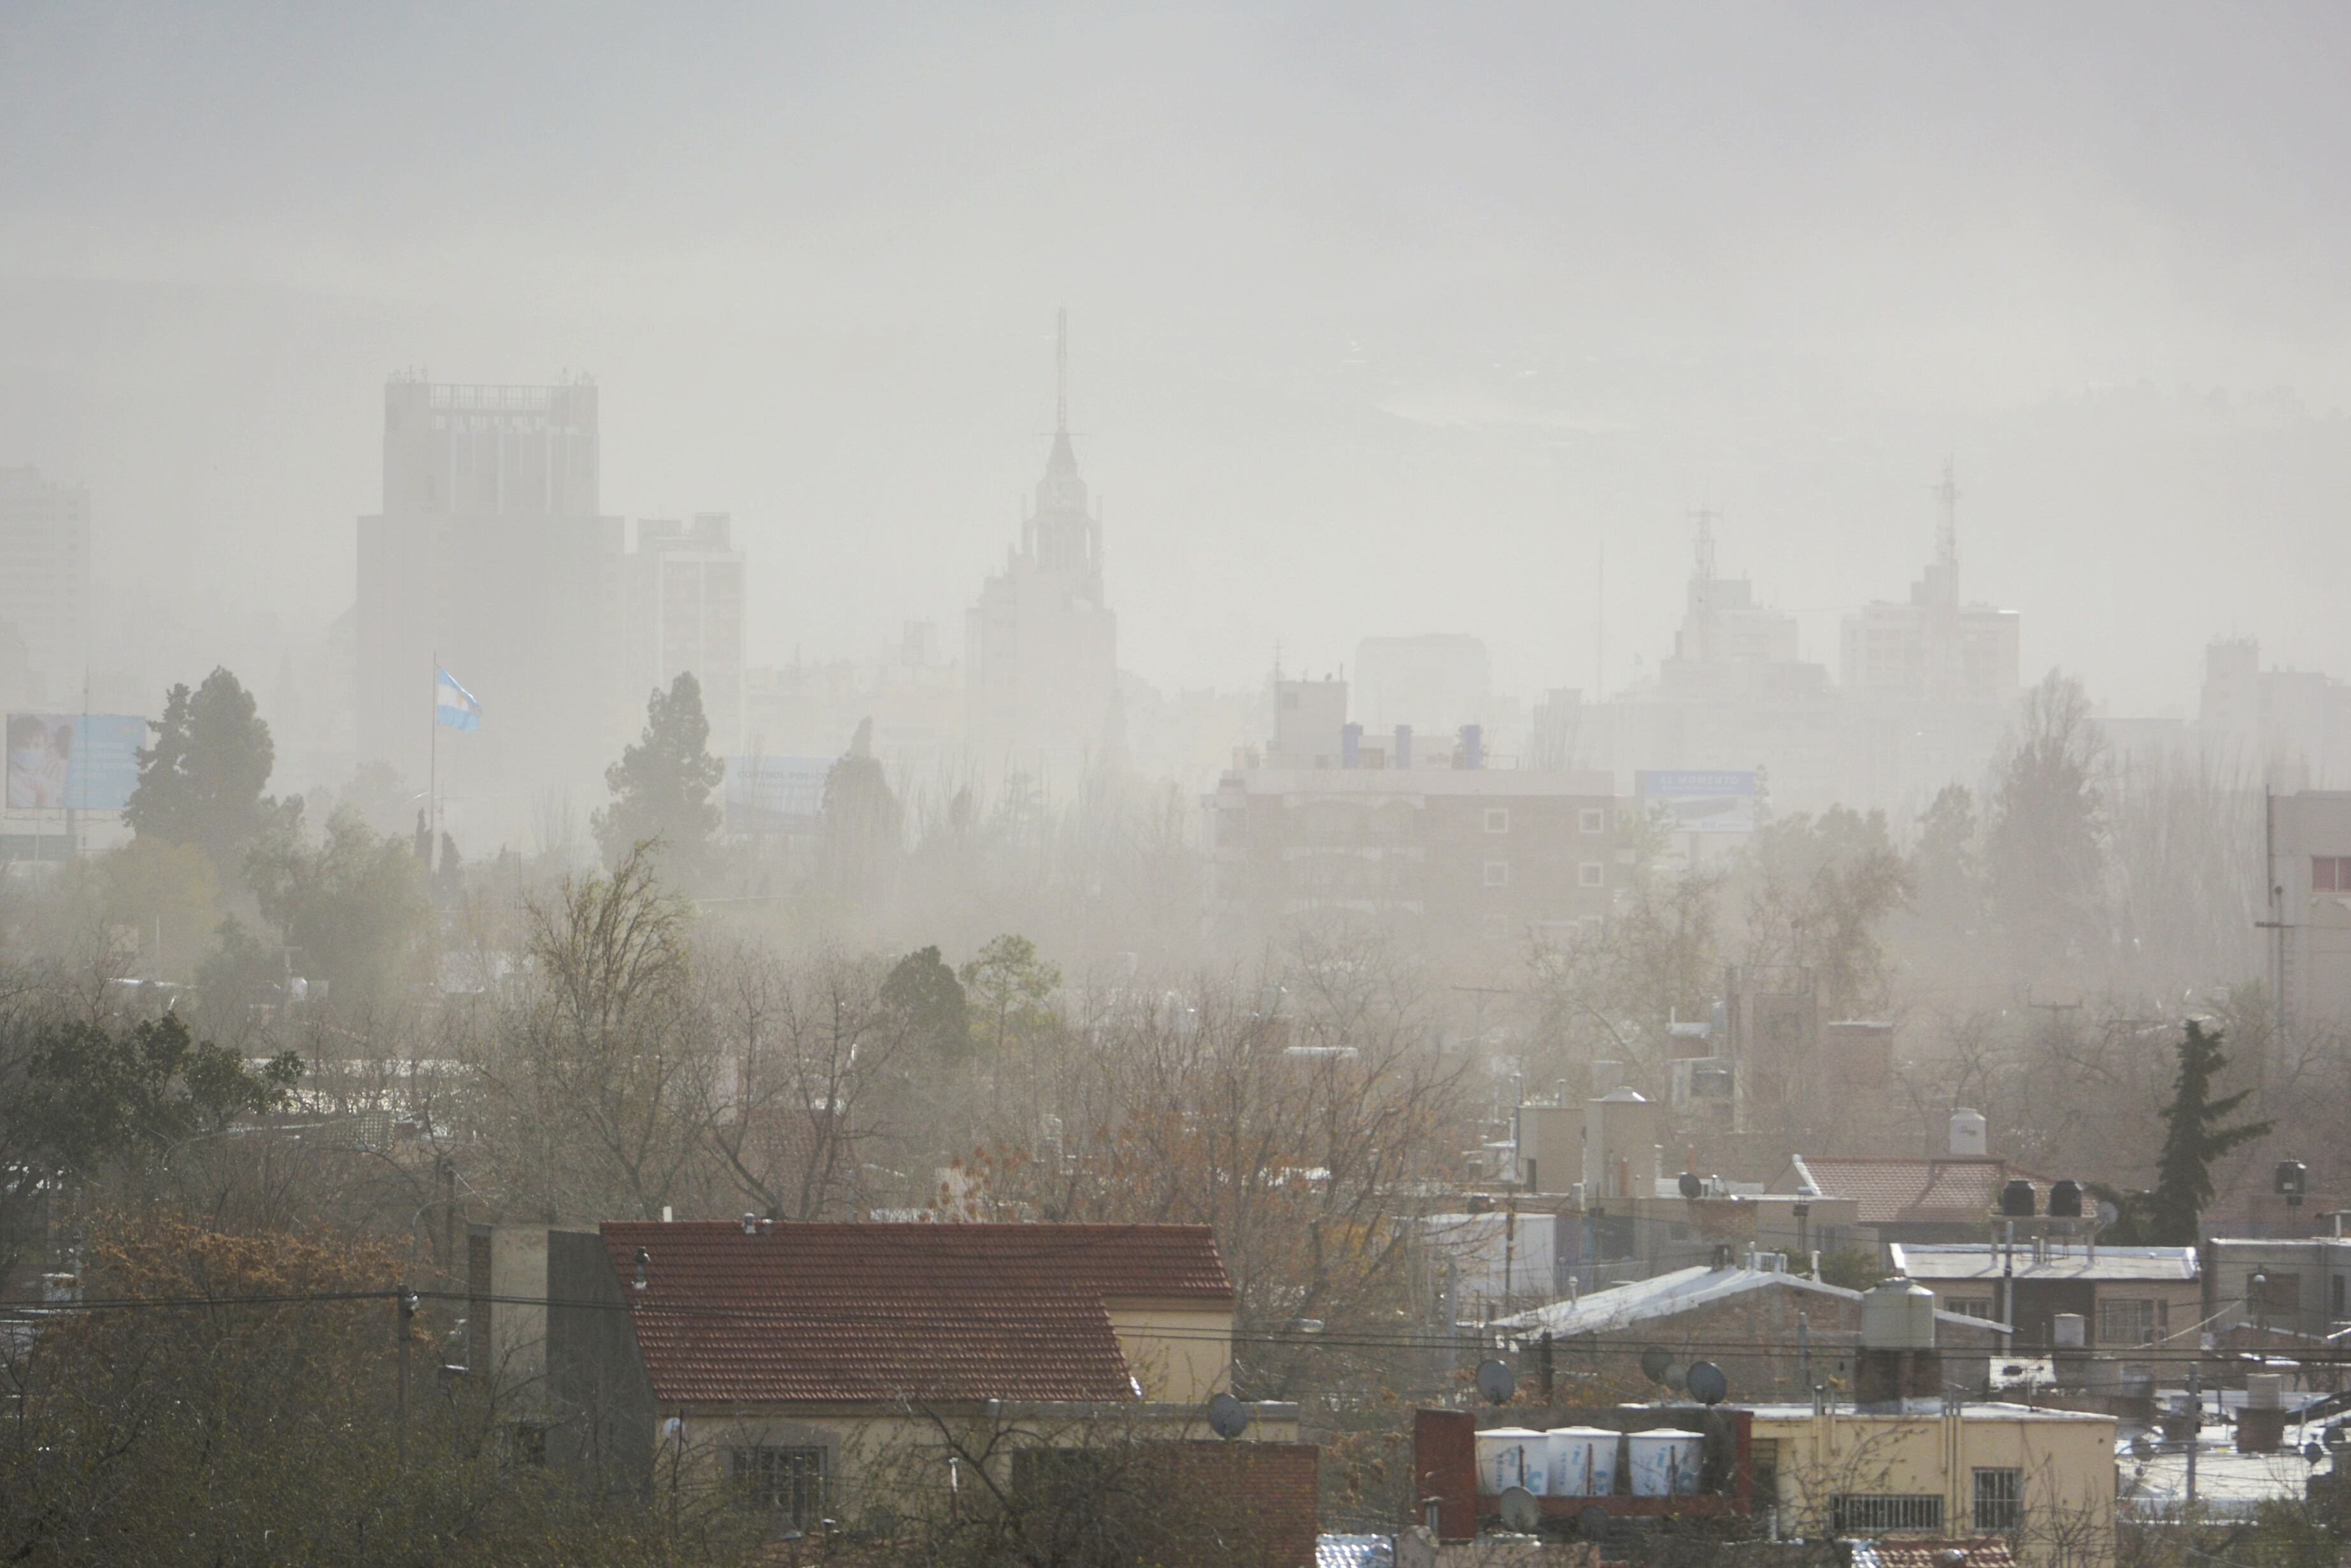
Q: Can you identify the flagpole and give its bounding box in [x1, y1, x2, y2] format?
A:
[429, 649, 438, 866]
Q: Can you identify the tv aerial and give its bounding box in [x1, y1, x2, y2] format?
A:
[1476, 1359, 1516, 1405]
[1207, 1392, 1249, 1441]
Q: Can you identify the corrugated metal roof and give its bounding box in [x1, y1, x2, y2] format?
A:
[601, 1221, 1231, 1405]
[1494, 1264, 1861, 1336]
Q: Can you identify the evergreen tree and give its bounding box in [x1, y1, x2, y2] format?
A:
[592, 672, 725, 881]
[820, 717, 902, 894]
[123, 668, 294, 866]
[2097, 1019, 2272, 1245]
[881, 945, 970, 1059]
[1986, 670, 2107, 975]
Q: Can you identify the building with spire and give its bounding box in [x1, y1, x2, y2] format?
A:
[965, 313, 1121, 786]
[1840, 464, 2020, 706]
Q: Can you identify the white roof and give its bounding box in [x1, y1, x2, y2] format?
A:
[1891, 1243, 2199, 1283]
[1495, 1264, 1862, 1336]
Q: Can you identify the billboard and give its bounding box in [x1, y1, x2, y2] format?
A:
[6, 714, 146, 811]
[724, 756, 835, 835]
[1635, 769, 1758, 835]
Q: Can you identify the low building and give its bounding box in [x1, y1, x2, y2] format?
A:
[466, 1218, 1311, 1551]
[1889, 1242, 2201, 1355]
[1494, 1259, 1998, 1400]
[2205, 1234, 2351, 1346]
[1770, 1153, 2051, 1249]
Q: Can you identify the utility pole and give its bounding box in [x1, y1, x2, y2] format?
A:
[2184, 1360, 2200, 1511]
[397, 1285, 419, 1467]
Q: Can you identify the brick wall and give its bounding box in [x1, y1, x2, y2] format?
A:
[1149, 1441, 1322, 1568]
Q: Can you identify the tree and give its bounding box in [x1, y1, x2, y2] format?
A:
[592, 672, 725, 884]
[1987, 670, 2108, 975]
[1736, 806, 1912, 1015]
[122, 667, 296, 867]
[881, 944, 970, 1060]
[2, 1010, 299, 1184]
[2096, 1019, 2272, 1245]
[960, 934, 1060, 1077]
[247, 809, 430, 1002]
[820, 716, 902, 895]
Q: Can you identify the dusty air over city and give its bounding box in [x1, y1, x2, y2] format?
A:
[4, 6, 2351, 1566]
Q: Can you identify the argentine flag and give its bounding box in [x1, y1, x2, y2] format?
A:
[435, 667, 482, 731]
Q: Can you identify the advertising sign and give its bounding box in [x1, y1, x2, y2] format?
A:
[1635, 769, 1758, 835]
[724, 756, 835, 834]
[6, 714, 146, 811]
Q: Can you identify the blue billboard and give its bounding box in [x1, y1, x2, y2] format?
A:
[6, 714, 146, 811]
[1635, 769, 1758, 834]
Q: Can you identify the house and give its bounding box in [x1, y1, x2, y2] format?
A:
[466, 1218, 1310, 1553]
[2205, 1234, 2351, 1346]
[1493, 1258, 2001, 1399]
[1889, 1242, 2201, 1355]
[1770, 1154, 2049, 1248]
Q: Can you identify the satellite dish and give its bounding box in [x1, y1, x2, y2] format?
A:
[1687, 1360, 1728, 1405]
[1577, 1504, 1612, 1541]
[1207, 1392, 1249, 1441]
[1678, 1171, 1703, 1199]
[2096, 1199, 2120, 1229]
[1476, 1359, 1516, 1405]
[1663, 1360, 1689, 1393]
[1640, 1346, 1673, 1384]
[1498, 1485, 1541, 1533]
[2305, 1441, 2326, 1464]
[2327, 1425, 2348, 1451]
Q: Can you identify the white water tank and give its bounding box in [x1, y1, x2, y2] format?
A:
[1477, 1427, 1550, 1495]
[1861, 1278, 1938, 1350]
[1626, 1429, 1703, 1497]
[1949, 1108, 1988, 1157]
[1545, 1427, 1619, 1497]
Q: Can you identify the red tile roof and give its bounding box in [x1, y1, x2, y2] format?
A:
[600, 1221, 1232, 1406]
[1791, 1158, 2043, 1227]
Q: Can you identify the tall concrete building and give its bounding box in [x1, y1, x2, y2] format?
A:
[625, 514, 746, 758]
[965, 314, 1119, 786]
[0, 466, 90, 709]
[355, 377, 625, 814]
[1840, 465, 2021, 706]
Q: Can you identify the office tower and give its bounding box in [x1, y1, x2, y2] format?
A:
[965, 314, 1120, 785]
[625, 513, 746, 757]
[355, 376, 625, 808]
[0, 466, 90, 709]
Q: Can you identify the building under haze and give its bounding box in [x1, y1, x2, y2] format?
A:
[0, 466, 90, 710]
[625, 513, 746, 758]
[965, 318, 1119, 788]
[355, 376, 627, 822]
[1838, 466, 2020, 707]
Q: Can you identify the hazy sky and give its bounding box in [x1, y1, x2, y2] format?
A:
[5, 3, 2350, 730]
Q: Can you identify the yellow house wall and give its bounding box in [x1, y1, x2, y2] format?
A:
[1104, 1302, 1235, 1404]
[1751, 1408, 2115, 1567]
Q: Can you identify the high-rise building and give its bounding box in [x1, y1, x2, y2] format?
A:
[0, 466, 90, 709]
[355, 376, 625, 812]
[625, 514, 746, 757]
[1839, 465, 2020, 706]
[965, 314, 1119, 784]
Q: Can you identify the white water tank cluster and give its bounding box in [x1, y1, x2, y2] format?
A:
[1475, 1426, 1700, 1498]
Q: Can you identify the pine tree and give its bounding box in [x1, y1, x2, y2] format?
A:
[2098, 1019, 2272, 1245]
[123, 667, 294, 868]
[592, 672, 725, 882]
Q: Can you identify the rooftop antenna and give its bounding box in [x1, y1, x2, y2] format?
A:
[1933, 460, 1959, 571]
[1055, 306, 1069, 434]
[1693, 507, 1717, 581]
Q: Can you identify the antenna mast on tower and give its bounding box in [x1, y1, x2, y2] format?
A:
[1933, 460, 1959, 571]
[1055, 306, 1069, 433]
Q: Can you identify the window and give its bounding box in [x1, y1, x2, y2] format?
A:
[1973, 1467, 2023, 1533]
[1484, 860, 1510, 887]
[1578, 862, 1605, 888]
[2315, 857, 2351, 893]
[732, 1446, 826, 1529]
[1749, 1439, 1780, 1504]
[1832, 1495, 1943, 1534]
[1950, 1297, 1997, 1321]
[1580, 807, 1605, 833]
[2098, 1298, 2157, 1346]
[2334, 1274, 2346, 1318]
[1484, 807, 1510, 834]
